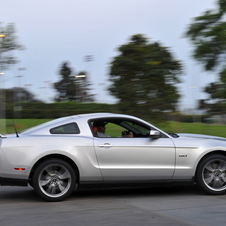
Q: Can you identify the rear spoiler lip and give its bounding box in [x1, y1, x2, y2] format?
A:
[0, 134, 7, 138]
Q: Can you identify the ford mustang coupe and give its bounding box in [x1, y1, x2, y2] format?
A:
[1, 113, 226, 201]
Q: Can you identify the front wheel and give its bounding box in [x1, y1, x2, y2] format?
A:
[32, 159, 77, 201]
[196, 154, 226, 195]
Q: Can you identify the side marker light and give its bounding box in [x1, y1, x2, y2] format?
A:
[14, 168, 26, 171]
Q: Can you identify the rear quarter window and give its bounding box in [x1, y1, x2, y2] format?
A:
[50, 123, 80, 134]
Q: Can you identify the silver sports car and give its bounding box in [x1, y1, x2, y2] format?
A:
[1, 112, 226, 201]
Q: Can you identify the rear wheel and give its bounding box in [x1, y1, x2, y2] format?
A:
[32, 159, 77, 201]
[196, 154, 226, 195]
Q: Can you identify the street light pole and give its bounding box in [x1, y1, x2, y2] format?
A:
[0, 72, 5, 134]
[0, 34, 6, 134]
[15, 73, 24, 119]
[75, 74, 86, 102]
[24, 84, 32, 103]
[44, 80, 51, 102]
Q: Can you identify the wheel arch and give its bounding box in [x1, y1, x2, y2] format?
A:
[195, 150, 226, 181]
[29, 154, 80, 185]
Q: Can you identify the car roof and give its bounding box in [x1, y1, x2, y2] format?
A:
[20, 112, 142, 135]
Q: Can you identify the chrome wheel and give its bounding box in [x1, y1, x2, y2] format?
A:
[202, 159, 226, 191]
[38, 164, 72, 198]
[197, 154, 226, 195]
[33, 159, 76, 201]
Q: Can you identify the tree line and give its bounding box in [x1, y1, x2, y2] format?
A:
[1, 1, 226, 121]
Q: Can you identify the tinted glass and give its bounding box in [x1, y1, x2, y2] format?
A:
[50, 123, 80, 134]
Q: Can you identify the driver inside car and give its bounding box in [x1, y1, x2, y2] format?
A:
[93, 121, 133, 138]
[93, 121, 111, 137]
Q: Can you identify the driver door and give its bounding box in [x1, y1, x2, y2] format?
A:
[93, 136, 176, 181]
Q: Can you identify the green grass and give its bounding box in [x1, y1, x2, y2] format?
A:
[2, 119, 226, 138]
[4, 119, 50, 134]
[156, 121, 226, 138]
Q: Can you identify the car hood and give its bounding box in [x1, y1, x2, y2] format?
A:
[177, 133, 226, 142]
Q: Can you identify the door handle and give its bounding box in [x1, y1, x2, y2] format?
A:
[98, 143, 113, 148]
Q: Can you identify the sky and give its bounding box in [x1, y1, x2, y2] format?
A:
[1, 0, 217, 111]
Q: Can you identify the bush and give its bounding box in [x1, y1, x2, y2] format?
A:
[6, 102, 118, 119]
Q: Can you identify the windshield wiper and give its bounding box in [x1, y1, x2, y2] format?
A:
[168, 133, 179, 138]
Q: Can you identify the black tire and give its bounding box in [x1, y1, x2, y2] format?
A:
[32, 159, 77, 201]
[196, 154, 226, 195]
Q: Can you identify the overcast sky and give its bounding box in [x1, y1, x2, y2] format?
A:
[1, 0, 217, 110]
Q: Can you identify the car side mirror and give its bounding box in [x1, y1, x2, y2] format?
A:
[150, 130, 160, 139]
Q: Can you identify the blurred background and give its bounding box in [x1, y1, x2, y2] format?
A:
[1, 0, 226, 135]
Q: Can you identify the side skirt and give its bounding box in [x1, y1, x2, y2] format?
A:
[0, 177, 28, 186]
[79, 178, 195, 189]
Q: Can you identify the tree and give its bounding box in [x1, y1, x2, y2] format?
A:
[185, 0, 226, 116]
[108, 34, 182, 119]
[54, 62, 94, 102]
[0, 23, 23, 70]
[5, 87, 41, 104]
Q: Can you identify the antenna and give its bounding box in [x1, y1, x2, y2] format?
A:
[12, 120, 19, 138]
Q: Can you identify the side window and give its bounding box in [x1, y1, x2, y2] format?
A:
[91, 118, 151, 138]
[50, 123, 80, 134]
[91, 120, 128, 138]
[103, 122, 123, 137]
[126, 121, 150, 134]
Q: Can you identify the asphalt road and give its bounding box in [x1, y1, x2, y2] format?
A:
[0, 185, 225, 226]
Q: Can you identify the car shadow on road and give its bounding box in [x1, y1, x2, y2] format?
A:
[0, 185, 206, 202]
[0, 186, 43, 202]
[73, 185, 204, 199]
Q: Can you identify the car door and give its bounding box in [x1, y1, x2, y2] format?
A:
[93, 136, 176, 181]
